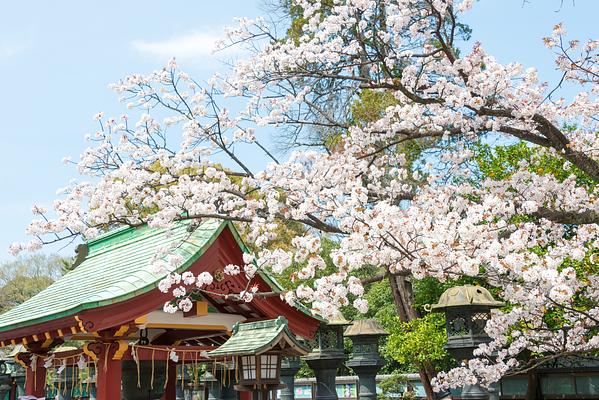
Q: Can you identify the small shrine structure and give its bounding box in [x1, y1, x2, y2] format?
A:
[0, 219, 321, 399]
[209, 317, 310, 400]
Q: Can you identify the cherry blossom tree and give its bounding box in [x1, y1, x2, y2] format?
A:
[13, 0, 599, 395]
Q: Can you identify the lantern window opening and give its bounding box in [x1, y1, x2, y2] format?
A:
[260, 354, 279, 380]
[321, 330, 338, 349]
[472, 313, 490, 335]
[241, 355, 256, 381]
[448, 316, 469, 336]
[239, 353, 281, 384]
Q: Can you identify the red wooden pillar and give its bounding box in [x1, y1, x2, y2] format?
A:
[96, 345, 122, 400]
[240, 391, 252, 400]
[161, 360, 177, 400]
[24, 356, 46, 398]
[9, 379, 16, 400]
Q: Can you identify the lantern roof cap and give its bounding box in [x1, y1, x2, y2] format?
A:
[208, 317, 309, 357]
[431, 285, 504, 311]
[344, 319, 388, 337]
[325, 313, 352, 326]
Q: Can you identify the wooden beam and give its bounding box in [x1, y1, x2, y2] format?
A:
[24, 337, 64, 354]
[112, 340, 129, 360]
[120, 345, 214, 362]
[75, 315, 88, 333]
[184, 301, 209, 317]
[143, 323, 228, 331]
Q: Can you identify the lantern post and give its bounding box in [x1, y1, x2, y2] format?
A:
[431, 285, 504, 400]
[303, 317, 350, 400]
[0, 360, 12, 399]
[345, 320, 388, 400]
[280, 356, 301, 400]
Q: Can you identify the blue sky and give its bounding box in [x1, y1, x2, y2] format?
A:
[0, 0, 597, 262]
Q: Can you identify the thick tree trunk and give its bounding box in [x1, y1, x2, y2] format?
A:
[389, 275, 437, 400]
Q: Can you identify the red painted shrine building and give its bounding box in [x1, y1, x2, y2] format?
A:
[0, 219, 321, 399]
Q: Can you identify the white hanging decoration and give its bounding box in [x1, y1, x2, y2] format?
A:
[30, 355, 37, 372]
[77, 354, 87, 370]
[57, 359, 67, 375]
[43, 354, 54, 369]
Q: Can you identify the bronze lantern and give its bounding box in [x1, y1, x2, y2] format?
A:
[431, 284, 504, 400]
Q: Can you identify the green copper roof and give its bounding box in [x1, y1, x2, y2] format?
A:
[208, 317, 309, 357]
[0, 219, 228, 333]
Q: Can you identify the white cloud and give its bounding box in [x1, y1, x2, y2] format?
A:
[132, 31, 227, 61]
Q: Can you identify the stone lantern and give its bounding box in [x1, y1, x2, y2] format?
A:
[280, 356, 301, 400]
[303, 316, 351, 400]
[345, 320, 388, 400]
[0, 360, 13, 399]
[11, 361, 26, 398]
[431, 285, 504, 400]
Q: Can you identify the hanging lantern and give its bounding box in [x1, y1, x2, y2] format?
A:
[137, 328, 149, 346]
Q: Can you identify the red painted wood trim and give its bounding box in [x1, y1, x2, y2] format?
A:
[240, 390, 252, 400]
[9, 381, 16, 400]
[0, 316, 77, 342]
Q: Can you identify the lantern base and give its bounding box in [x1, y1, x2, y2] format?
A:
[444, 335, 492, 361]
[234, 383, 286, 392]
[305, 357, 345, 400]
